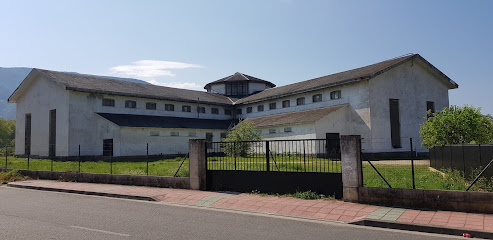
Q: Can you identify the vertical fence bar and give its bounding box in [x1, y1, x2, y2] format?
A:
[266, 141, 270, 172]
[51, 155, 53, 172]
[110, 154, 113, 175]
[5, 146, 7, 170]
[146, 143, 149, 176]
[233, 142, 237, 170]
[27, 154, 30, 170]
[410, 138, 415, 189]
[78, 145, 81, 173]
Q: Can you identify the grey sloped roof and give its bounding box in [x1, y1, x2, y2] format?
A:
[18, 69, 234, 105]
[204, 72, 276, 89]
[97, 113, 236, 130]
[235, 54, 458, 104]
[246, 104, 348, 128]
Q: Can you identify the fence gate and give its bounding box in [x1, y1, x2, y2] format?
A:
[206, 139, 343, 198]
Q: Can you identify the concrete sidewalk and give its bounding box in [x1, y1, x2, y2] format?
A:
[7, 180, 493, 239]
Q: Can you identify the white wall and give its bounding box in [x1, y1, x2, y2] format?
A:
[15, 76, 70, 156]
[368, 61, 451, 153]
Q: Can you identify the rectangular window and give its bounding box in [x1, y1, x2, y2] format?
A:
[296, 97, 305, 105]
[427, 101, 435, 118]
[182, 105, 191, 112]
[188, 132, 197, 137]
[282, 100, 290, 108]
[103, 139, 113, 156]
[330, 90, 341, 100]
[211, 108, 219, 114]
[236, 109, 242, 115]
[150, 131, 159, 136]
[257, 105, 264, 112]
[312, 94, 322, 103]
[102, 98, 115, 107]
[284, 127, 292, 133]
[165, 104, 175, 111]
[125, 100, 136, 108]
[206, 132, 213, 149]
[269, 129, 276, 134]
[170, 132, 179, 136]
[24, 114, 31, 155]
[269, 102, 276, 110]
[49, 109, 56, 156]
[225, 82, 249, 97]
[197, 107, 206, 113]
[146, 102, 156, 110]
[246, 107, 252, 113]
[389, 99, 401, 148]
[225, 109, 232, 115]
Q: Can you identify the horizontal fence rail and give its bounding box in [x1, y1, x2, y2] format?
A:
[206, 139, 341, 173]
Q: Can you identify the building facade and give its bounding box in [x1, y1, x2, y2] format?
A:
[8, 54, 458, 157]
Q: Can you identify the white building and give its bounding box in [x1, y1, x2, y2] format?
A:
[8, 54, 458, 157]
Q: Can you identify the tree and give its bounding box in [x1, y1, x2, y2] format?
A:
[0, 117, 15, 147]
[222, 119, 262, 157]
[420, 106, 493, 148]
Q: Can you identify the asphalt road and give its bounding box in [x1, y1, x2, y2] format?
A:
[0, 185, 463, 240]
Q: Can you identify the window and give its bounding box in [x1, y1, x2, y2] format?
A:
[211, 108, 219, 114]
[102, 98, 115, 107]
[146, 102, 156, 110]
[312, 94, 322, 103]
[170, 132, 179, 136]
[25, 114, 31, 155]
[225, 109, 232, 115]
[246, 107, 252, 113]
[225, 82, 248, 97]
[269, 129, 276, 134]
[197, 107, 205, 113]
[236, 109, 242, 115]
[284, 127, 292, 133]
[49, 109, 56, 156]
[257, 105, 264, 112]
[269, 102, 276, 110]
[282, 100, 290, 108]
[220, 133, 227, 139]
[188, 132, 197, 137]
[330, 90, 341, 100]
[389, 99, 401, 148]
[426, 101, 435, 118]
[182, 105, 191, 112]
[150, 131, 159, 136]
[125, 100, 136, 108]
[296, 97, 305, 106]
[165, 104, 175, 111]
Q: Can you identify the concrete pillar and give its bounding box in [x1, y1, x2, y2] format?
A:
[189, 139, 206, 190]
[341, 135, 362, 202]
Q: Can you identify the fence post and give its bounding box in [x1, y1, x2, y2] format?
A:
[51, 155, 53, 172]
[410, 138, 415, 189]
[146, 143, 149, 176]
[189, 139, 206, 190]
[341, 135, 362, 202]
[110, 154, 113, 175]
[27, 154, 30, 170]
[78, 145, 81, 173]
[233, 142, 237, 170]
[265, 141, 270, 172]
[5, 146, 7, 170]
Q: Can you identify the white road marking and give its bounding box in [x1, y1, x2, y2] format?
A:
[69, 225, 130, 237]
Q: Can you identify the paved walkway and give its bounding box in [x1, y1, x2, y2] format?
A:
[7, 180, 493, 238]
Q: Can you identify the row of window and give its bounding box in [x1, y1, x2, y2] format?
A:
[242, 91, 341, 114]
[102, 98, 231, 115]
[268, 127, 292, 134]
[149, 131, 227, 138]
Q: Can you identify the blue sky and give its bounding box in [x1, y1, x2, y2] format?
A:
[1, 1, 492, 114]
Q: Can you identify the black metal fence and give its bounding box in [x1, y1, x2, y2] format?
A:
[430, 144, 493, 179]
[206, 139, 341, 173]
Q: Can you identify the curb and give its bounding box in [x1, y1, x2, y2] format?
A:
[7, 183, 158, 202]
[351, 219, 493, 239]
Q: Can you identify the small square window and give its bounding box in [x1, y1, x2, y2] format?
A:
[330, 90, 341, 100]
[282, 100, 290, 108]
[296, 97, 305, 106]
[102, 98, 115, 107]
[150, 131, 159, 136]
[197, 107, 205, 113]
[257, 105, 264, 112]
[165, 104, 175, 111]
[225, 109, 232, 115]
[170, 132, 179, 136]
[246, 107, 252, 113]
[284, 127, 292, 133]
[182, 105, 191, 112]
[269, 129, 276, 134]
[236, 109, 242, 115]
[211, 108, 219, 114]
[146, 102, 156, 110]
[312, 94, 322, 103]
[125, 100, 136, 108]
[269, 103, 276, 110]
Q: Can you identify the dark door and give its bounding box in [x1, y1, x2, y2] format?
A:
[25, 114, 31, 155]
[326, 133, 340, 153]
[49, 109, 56, 156]
[103, 139, 113, 156]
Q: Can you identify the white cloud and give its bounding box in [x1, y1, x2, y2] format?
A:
[110, 60, 204, 79]
[147, 79, 204, 91]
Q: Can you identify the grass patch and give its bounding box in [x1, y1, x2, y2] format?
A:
[251, 190, 334, 200]
[0, 171, 28, 184]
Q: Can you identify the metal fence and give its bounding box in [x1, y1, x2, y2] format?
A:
[430, 144, 493, 179]
[1, 143, 189, 177]
[206, 139, 341, 173]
